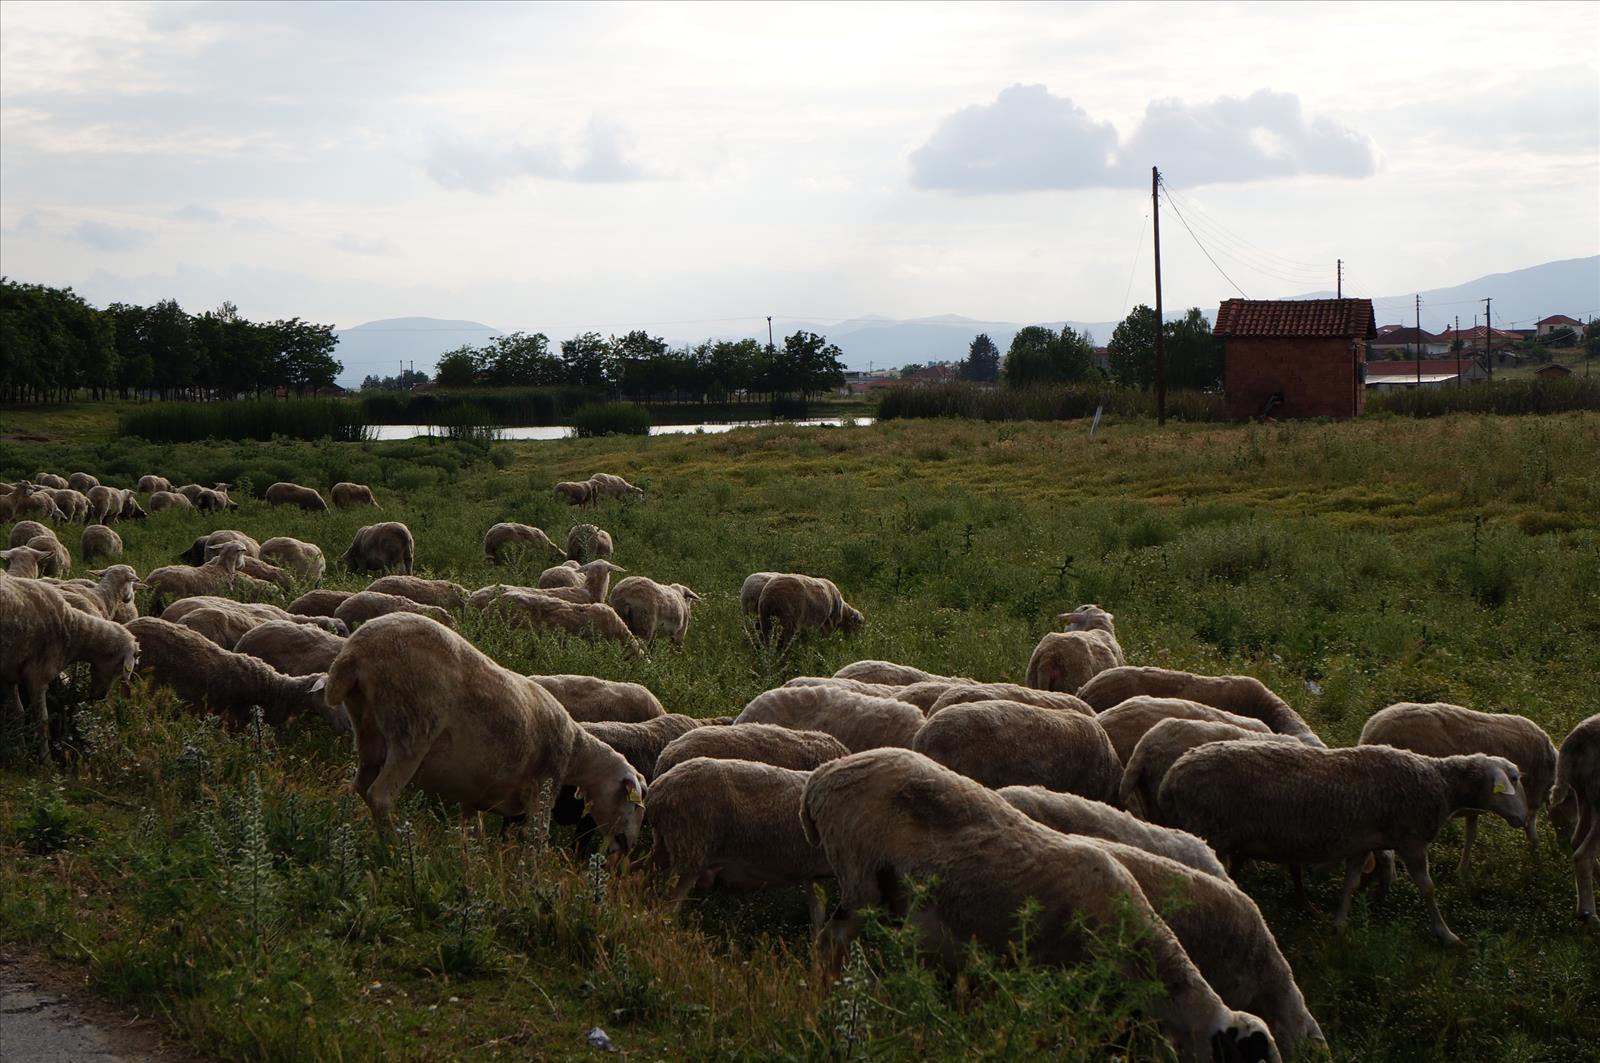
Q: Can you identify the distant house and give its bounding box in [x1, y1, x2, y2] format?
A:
[1365, 357, 1486, 391]
[1535, 363, 1574, 379]
[1536, 314, 1583, 337]
[1370, 326, 1448, 359]
[272, 384, 347, 398]
[1216, 298, 1376, 419]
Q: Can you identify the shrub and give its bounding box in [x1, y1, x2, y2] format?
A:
[571, 402, 651, 438]
[877, 383, 1226, 422]
[1368, 378, 1600, 417]
[119, 400, 372, 442]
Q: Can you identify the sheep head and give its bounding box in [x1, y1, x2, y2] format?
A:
[580, 761, 648, 860]
[1058, 604, 1115, 635]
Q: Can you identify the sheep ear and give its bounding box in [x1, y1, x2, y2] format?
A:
[624, 783, 644, 805]
[310, 675, 327, 693]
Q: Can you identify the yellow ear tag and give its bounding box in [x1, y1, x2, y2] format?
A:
[626, 786, 643, 805]
[1492, 781, 1509, 795]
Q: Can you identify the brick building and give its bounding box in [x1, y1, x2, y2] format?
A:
[1216, 298, 1376, 419]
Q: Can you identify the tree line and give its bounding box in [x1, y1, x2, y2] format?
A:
[1, 279, 342, 403]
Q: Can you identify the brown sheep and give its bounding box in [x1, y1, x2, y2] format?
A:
[655, 724, 849, 777]
[135, 474, 172, 494]
[9, 519, 56, 550]
[538, 560, 583, 589]
[1096, 696, 1273, 763]
[483, 522, 565, 565]
[566, 523, 613, 563]
[912, 700, 1122, 803]
[79, 524, 123, 564]
[335, 590, 456, 629]
[365, 574, 469, 610]
[288, 589, 355, 617]
[1551, 714, 1600, 923]
[588, 472, 644, 499]
[330, 482, 380, 509]
[70, 472, 103, 493]
[259, 537, 326, 581]
[608, 576, 701, 647]
[554, 480, 595, 506]
[234, 620, 346, 677]
[527, 674, 665, 723]
[486, 591, 644, 656]
[735, 685, 923, 753]
[149, 490, 193, 512]
[1025, 604, 1126, 694]
[926, 682, 1093, 717]
[754, 573, 864, 648]
[340, 522, 414, 575]
[1120, 718, 1300, 823]
[1079, 666, 1323, 747]
[264, 482, 329, 511]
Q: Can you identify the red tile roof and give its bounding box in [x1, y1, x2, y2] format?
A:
[1371, 326, 1441, 344]
[1214, 298, 1376, 339]
[1366, 358, 1473, 377]
[1537, 315, 1581, 326]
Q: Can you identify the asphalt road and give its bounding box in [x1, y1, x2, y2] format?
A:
[0, 954, 198, 1063]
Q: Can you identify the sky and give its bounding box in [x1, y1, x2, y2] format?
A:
[3, 0, 1597, 363]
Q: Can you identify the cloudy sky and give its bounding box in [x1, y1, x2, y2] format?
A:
[3, 0, 1597, 356]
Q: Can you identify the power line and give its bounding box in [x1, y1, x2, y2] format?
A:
[1121, 210, 1149, 317]
[1159, 177, 1248, 298]
[1157, 181, 1332, 274]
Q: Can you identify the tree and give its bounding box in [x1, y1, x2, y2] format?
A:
[561, 331, 613, 388]
[1001, 325, 1092, 387]
[435, 346, 478, 387]
[961, 333, 1000, 382]
[271, 318, 341, 394]
[1107, 305, 1160, 389]
[769, 330, 845, 398]
[1164, 308, 1222, 390]
[482, 331, 561, 385]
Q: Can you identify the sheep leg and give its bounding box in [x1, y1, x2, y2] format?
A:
[1397, 844, 1459, 947]
[361, 741, 432, 839]
[1523, 806, 1541, 858]
[1573, 802, 1597, 923]
[1456, 812, 1479, 876]
[28, 680, 50, 760]
[1290, 865, 1319, 913]
[806, 882, 829, 934]
[1332, 855, 1366, 932]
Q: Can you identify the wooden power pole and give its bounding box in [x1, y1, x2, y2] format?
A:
[1483, 298, 1493, 383]
[1152, 166, 1166, 426]
[1415, 294, 1422, 389]
[1337, 259, 1342, 298]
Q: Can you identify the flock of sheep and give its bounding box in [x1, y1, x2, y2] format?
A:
[3, 466, 1598, 1063]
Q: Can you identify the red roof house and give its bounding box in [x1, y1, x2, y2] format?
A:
[1216, 298, 1376, 419]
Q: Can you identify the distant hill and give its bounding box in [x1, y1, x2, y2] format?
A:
[333, 317, 500, 386]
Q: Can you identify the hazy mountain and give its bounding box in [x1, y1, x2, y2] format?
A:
[1295, 255, 1599, 332]
[333, 317, 499, 386]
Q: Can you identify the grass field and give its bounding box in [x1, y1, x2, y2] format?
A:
[2, 411, 1599, 1061]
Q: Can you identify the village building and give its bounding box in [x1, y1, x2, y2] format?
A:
[1216, 298, 1376, 419]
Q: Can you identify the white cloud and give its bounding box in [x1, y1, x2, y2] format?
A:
[74, 220, 147, 251]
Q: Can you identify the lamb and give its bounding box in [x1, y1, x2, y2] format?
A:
[754, 573, 864, 647]
[527, 674, 666, 723]
[288, 589, 354, 617]
[179, 530, 261, 564]
[483, 522, 565, 564]
[259, 536, 326, 582]
[148, 490, 193, 512]
[734, 685, 924, 753]
[143, 541, 254, 610]
[324, 612, 647, 855]
[70, 472, 103, 493]
[588, 472, 644, 500]
[46, 488, 91, 522]
[79, 524, 123, 563]
[135, 474, 171, 494]
[485, 591, 644, 656]
[263, 481, 329, 511]
[1, 545, 54, 578]
[340, 522, 414, 575]
[1359, 701, 1559, 873]
[52, 565, 143, 623]
[33, 471, 69, 489]
[234, 620, 346, 677]
[799, 749, 1280, 1063]
[1550, 714, 1600, 923]
[655, 724, 849, 777]
[998, 786, 1227, 878]
[1095, 696, 1274, 763]
[538, 560, 583, 589]
[330, 482, 381, 509]
[124, 617, 349, 735]
[649, 758, 835, 927]
[927, 682, 1094, 718]
[832, 661, 970, 688]
[1, 578, 139, 757]
[565, 523, 613, 563]
[335, 590, 456, 629]
[1160, 740, 1526, 945]
[1079, 666, 1324, 747]
[1024, 604, 1126, 694]
[1120, 718, 1299, 823]
[365, 575, 469, 610]
[911, 700, 1122, 803]
[608, 576, 701, 647]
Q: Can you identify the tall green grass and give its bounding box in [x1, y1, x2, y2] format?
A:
[878, 382, 1226, 422]
[119, 399, 372, 442]
[571, 401, 652, 437]
[1368, 376, 1600, 416]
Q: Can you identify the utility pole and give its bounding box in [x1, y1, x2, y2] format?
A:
[766, 316, 774, 351]
[1415, 294, 1422, 389]
[1455, 315, 1461, 387]
[1483, 298, 1493, 383]
[1336, 259, 1342, 298]
[1152, 166, 1166, 426]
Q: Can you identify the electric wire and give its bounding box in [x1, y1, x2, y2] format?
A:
[1159, 178, 1248, 298]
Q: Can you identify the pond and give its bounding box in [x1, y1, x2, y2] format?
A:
[366, 417, 875, 440]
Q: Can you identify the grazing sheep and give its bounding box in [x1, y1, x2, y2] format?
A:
[466, 583, 522, 609]
[554, 480, 595, 506]
[912, 700, 1122, 803]
[1, 578, 139, 757]
[52, 565, 143, 623]
[565, 523, 613, 563]
[288, 589, 354, 617]
[70, 472, 103, 493]
[1079, 666, 1324, 747]
[233, 555, 295, 592]
[330, 481, 380, 509]
[1551, 714, 1600, 923]
[149, 490, 193, 512]
[259, 536, 326, 582]
[46, 488, 91, 522]
[234, 620, 345, 677]
[538, 559, 583, 589]
[927, 682, 1094, 718]
[125, 617, 349, 734]
[135, 474, 171, 494]
[143, 541, 252, 610]
[33, 472, 69, 490]
[527, 674, 665, 723]
[340, 522, 414, 575]
[656, 724, 849, 777]
[486, 591, 644, 656]
[170, 606, 261, 649]
[582, 715, 711, 781]
[365, 574, 469, 610]
[1097, 696, 1274, 763]
[483, 522, 565, 564]
[1121, 719, 1300, 823]
[264, 482, 329, 511]
[9, 520, 56, 550]
[755, 573, 864, 647]
[194, 487, 236, 512]
[735, 685, 924, 753]
[1161, 740, 1526, 945]
[780, 677, 969, 716]
[10, 484, 67, 523]
[87, 485, 146, 523]
[179, 530, 262, 565]
[79, 524, 123, 564]
[649, 758, 835, 926]
[1360, 702, 1559, 873]
[608, 576, 701, 647]
[23, 535, 70, 577]
[1025, 605, 1125, 694]
[800, 749, 1280, 1063]
[335, 590, 456, 630]
[162, 596, 346, 637]
[832, 661, 968, 688]
[176, 483, 220, 502]
[998, 786, 1227, 878]
[738, 571, 781, 617]
[1, 545, 54, 578]
[526, 561, 626, 605]
[325, 613, 647, 853]
[588, 472, 644, 500]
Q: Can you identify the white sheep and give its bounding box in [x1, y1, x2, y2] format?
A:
[365, 575, 469, 610]
[1095, 696, 1273, 763]
[260, 536, 327, 582]
[565, 523, 613, 563]
[234, 620, 346, 677]
[527, 674, 666, 723]
[1120, 718, 1299, 823]
[926, 682, 1094, 717]
[143, 542, 265, 610]
[998, 785, 1227, 878]
[1079, 666, 1324, 747]
[911, 699, 1122, 803]
[1024, 604, 1125, 694]
[483, 522, 565, 565]
[754, 573, 864, 648]
[336, 590, 456, 629]
[608, 576, 701, 647]
[330, 482, 381, 509]
[831, 659, 971, 687]
[486, 590, 644, 656]
[148, 490, 193, 512]
[735, 685, 924, 753]
[79, 524, 123, 564]
[655, 723, 850, 777]
[1550, 713, 1600, 923]
[340, 522, 414, 575]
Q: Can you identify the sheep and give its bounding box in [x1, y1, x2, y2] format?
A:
[655, 724, 849, 777]
[927, 682, 1094, 718]
[466, 583, 524, 609]
[9, 484, 66, 523]
[1160, 740, 1526, 946]
[70, 472, 102, 493]
[33, 471, 69, 489]
[52, 565, 143, 623]
[22, 535, 70, 577]
[649, 758, 835, 927]
[330, 481, 380, 509]
[143, 541, 253, 609]
[265, 481, 329, 511]
[608, 576, 701, 647]
[527, 674, 665, 723]
[754, 573, 864, 647]
[799, 749, 1280, 1063]
[288, 588, 354, 617]
[169, 606, 261, 649]
[1096, 696, 1274, 763]
[179, 530, 261, 565]
[124, 617, 349, 735]
[523, 559, 626, 604]
[486, 591, 644, 656]
[581, 715, 711, 781]
[9, 520, 56, 549]
[88, 485, 146, 523]
[1, 545, 54, 578]
[234, 620, 345, 677]
[325, 612, 647, 854]
[734, 685, 924, 753]
[46, 488, 91, 522]
[1360, 701, 1560, 874]
[566, 523, 613, 563]
[135, 474, 171, 494]
[335, 590, 456, 630]
[1079, 666, 1324, 747]
[538, 560, 584, 589]
[162, 596, 347, 638]
[912, 700, 1122, 803]
[554, 480, 595, 506]
[234, 555, 295, 592]
[1551, 714, 1600, 923]
[149, 490, 193, 511]
[175, 483, 223, 502]
[998, 786, 1227, 878]
[1025, 604, 1126, 694]
[259, 536, 326, 582]
[1, 577, 139, 757]
[79, 524, 123, 564]
[194, 487, 236, 512]
[340, 522, 414, 575]
[739, 571, 781, 616]
[588, 472, 644, 500]
[483, 522, 565, 564]
[365, 575, 469, 610]
[1121, 718, 1300, 823]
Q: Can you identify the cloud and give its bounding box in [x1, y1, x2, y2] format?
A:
[910, 85, 1377, 193]
[74, 220, 147, 251]
[425, 118, 647, 192]
[333, 233, 395, 256]
[171, 204, 223, 223]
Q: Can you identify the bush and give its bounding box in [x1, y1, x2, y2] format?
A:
[119, 400, 371, 442]
[571, 402, 651, 438]
[1368, 378, 1600, 417]
[877, 383, 1226, 422]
